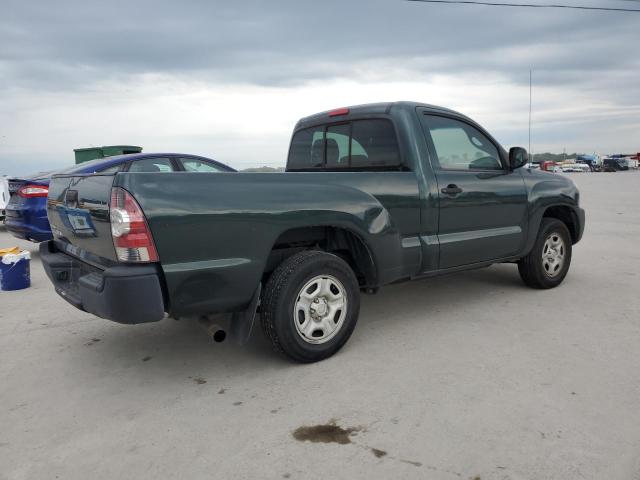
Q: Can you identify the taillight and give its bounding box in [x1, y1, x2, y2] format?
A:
[18, 184, 49, 198]
[110, 187, 158, 262]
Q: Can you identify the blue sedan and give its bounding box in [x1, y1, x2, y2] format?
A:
[4, 153, 235, 242]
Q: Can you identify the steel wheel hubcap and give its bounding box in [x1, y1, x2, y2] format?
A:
[293, 275, 347, 344]
[542, 232, 566, 278]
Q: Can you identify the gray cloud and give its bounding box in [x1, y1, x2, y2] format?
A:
[1, 0, 639, 175]
[2, 0, 638, 89]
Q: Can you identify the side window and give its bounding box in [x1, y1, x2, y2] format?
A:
[128, 157, 175, 173]
[326, 124, 350, 167]
[287, 119, 401, 170]
[425, 116, 502, 170]
[97, 164, 122, 174]
[288, 126, 325, 169]
[179, 158, 225, 172]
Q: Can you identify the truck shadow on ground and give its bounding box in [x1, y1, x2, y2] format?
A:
[75, 263, 534, 380]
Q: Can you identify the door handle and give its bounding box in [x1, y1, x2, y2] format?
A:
[441, 184, 463, 195]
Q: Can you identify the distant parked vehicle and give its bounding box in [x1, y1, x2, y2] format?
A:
[603, 157, 628, 172]
[0, 175, 9, 221]
[561, 164, 590, 173]
[576, 154, 600, 171]
[5, 153, 235, 242]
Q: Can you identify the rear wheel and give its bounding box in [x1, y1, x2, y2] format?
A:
[518, 218, 572, 289]
[261, 250, 360, 363]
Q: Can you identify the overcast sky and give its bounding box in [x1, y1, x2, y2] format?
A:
[1, 0, 638, 175]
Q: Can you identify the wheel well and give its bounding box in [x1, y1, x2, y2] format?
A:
[543, 206, 578, 243]
[265, 226, 376, 287]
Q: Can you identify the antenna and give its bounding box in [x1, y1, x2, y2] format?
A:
[528, 69, 532, 163]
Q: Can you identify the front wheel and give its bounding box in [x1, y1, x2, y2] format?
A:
[261, 250, 360, 363]
[518, 218, 572, 289]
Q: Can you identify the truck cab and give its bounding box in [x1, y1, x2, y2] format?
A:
[288, 102, 536, 271]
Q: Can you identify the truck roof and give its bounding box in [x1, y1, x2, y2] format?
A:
[294, 101, 473, 130]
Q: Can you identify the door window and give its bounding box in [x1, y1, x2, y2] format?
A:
[425, 116, 502, 171]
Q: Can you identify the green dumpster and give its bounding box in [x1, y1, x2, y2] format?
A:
[74, 145, 143, 164]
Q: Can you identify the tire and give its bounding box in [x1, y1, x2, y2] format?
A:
[518, 218, 572, 289]
[261, 250, 360, 363]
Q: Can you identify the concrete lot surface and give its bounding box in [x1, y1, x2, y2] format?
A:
[1, 172, 639, 480]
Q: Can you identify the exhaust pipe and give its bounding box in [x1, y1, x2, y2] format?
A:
[210, 326, 226, 343]
[198, 316, 227, 343]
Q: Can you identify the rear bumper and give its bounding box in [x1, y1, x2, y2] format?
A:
[39, 241, 165, 324]
[4, 220, 52, 242]
[4, 204, 52, 242]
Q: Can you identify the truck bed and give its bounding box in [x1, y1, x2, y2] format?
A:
[46, 170, 422, 317]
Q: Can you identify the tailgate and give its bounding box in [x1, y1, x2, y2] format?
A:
[47, 173, 118, 262]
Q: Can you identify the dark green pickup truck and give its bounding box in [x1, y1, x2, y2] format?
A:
[41, 101, 584, 362]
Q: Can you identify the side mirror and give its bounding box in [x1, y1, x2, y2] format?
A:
[509, 147, 528, 170]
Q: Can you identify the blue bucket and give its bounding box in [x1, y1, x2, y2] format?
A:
[0, 251, 31, 291]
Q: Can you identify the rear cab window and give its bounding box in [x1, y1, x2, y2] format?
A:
[287, 119, 402, 171]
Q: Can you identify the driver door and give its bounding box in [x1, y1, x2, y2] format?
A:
[420, 113, 528, 269]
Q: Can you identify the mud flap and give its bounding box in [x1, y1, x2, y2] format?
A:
[230, 282, 261, 346]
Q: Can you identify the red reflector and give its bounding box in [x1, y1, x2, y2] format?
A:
[328, 107, 350, 117]
[18, 184, 49, 198]
[110, 187, 159, 262]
